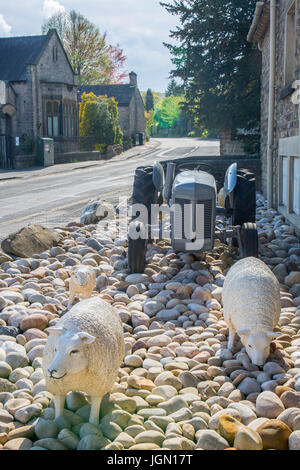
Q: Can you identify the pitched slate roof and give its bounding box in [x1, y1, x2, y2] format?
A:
[0, 34, 50, 81]
[79, 84, 136, 106]
[247, 1, 270, 43]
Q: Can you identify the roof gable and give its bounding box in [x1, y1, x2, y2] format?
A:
[0, 32, 50, 81]
[78, 84, 136, 106]
[247, 1, 270, 43]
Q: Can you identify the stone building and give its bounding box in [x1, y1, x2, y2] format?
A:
[248, 0, 300, 234]
[79, 72, 146, 139]
[0, 29, 78, 167]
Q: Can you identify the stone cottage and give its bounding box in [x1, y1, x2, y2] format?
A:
[0, 29, 78, 167]
[79, 72, 146, 139]
[248, 0, 300, 234]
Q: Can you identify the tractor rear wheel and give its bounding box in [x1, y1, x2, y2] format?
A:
[128, 221, 147, 274]
[241, 222, 259, 258]
[232, 169, 256, 226]
[132, 166, 158, 226]
[231, 169, 256, 248]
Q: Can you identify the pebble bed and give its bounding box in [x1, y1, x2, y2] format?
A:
[0, 194, 299, 451]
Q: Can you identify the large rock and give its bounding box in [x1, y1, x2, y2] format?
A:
[1, 225, 60, 258]
[80, 199, 115, 225]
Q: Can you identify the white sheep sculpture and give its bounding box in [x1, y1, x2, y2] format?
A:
[68, 265, 96, 309]
[222, 257, 281, 366]
[42, 297, 125, 425]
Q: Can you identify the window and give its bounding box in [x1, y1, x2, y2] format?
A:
[63, 102, 77, 137]
[293, 157, 300, 215]
[53, 47, 58, 62]
[46, 100, 60, 137]
[280, 155, 300, 215]
[281, 156, 289, 207]
[285, 2, 296, 85]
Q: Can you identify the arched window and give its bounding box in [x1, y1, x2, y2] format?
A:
[63, 101, 77, 137]
[46, 100, 60, 137]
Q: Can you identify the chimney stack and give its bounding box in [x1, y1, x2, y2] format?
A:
[129, 71, 137, 87]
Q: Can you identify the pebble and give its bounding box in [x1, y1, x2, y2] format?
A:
[196, 429, 229, 450]
[218, 414, 244, 445]
[256, 391, 285, 418]
[257, 419, 292, 450]
[288, 431, 300, 450]
[4, 437, 33, 450]
[234, 427, 263, 450]
[0, 197, 298, 451]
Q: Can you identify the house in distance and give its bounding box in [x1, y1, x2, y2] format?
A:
[79, 72, 146, 141]
[0, 29, 78, 167]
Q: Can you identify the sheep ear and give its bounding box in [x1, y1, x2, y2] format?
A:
[267, 331, 281, 339]
[46, 327, 64, 337]
[78, 332, 96, 344]
[237, 329, 250, 336]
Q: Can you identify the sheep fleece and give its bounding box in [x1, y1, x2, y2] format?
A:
[222, 257, 281, 333]
[43, 297, 125, 396]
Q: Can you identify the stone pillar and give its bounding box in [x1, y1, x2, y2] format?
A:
[219, 128, 246, 155]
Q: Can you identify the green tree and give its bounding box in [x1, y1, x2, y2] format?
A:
[145, 89, 154, 111]
[142, 90, 164, 109]
[154, 95, 183, 129]
[161, 0, 261, 136]
[42, 10, 127, 85]
[165, 79, 184, 97]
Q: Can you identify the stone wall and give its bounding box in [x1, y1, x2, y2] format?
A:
[133, 88, 146, 135]
[118, 89, 145, 138]
[13, 144, 124, 169]
[118, 106, 130, 136]
[13, 154, 36, 170]
[260, 0, 300, 205]
[219, 129, 247, 156]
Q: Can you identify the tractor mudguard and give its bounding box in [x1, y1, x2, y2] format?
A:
[223, 162, 237, 204]
[152, 161, 165, 193]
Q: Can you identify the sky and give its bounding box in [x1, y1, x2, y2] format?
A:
[0, 0, 180, 92]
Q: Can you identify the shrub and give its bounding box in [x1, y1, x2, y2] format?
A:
[95, 143, 107, 153]
[79, 92, 123, 150]
[122, 135, 133, 151]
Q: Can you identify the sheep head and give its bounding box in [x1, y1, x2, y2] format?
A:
[73, 266, 93, 286]
[46, 327, 96, 379]
[237, 329, 281, 366]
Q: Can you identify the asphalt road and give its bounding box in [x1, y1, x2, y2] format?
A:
[0, 138, 220, 242]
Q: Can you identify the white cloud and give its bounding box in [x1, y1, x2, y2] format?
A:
[0, 14, 12, 36]
[0, 0, 179, 91]
[42, 0, 65, 19]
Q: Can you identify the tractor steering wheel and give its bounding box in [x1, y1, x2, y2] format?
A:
[177, 162, 213, 174]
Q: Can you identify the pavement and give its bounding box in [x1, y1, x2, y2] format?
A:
[0, 137, 220, 242]
[0, 139, 162, 183]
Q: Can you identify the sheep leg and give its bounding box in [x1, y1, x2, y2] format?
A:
[53, 395, 65, 419]
[89, 396, 102, 425]
[84, 288, 93, 300]
[67, 292, 75, 310]
[228, 328, 236, 351]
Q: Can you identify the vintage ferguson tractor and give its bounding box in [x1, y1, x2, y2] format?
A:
[127, 157, 258, 274]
